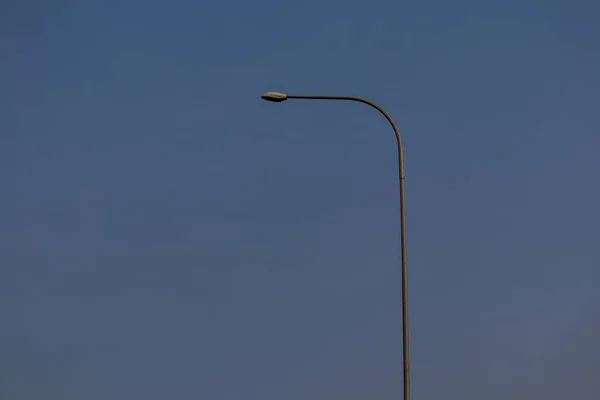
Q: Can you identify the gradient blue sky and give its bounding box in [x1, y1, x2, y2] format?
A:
[2, 1, 599, 399]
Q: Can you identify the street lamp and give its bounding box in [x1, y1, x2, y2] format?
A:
[261, 91, 411, 400]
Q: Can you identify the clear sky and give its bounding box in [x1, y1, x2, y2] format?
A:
[2, 1, 599, 399]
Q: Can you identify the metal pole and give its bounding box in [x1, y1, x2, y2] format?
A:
[283, 95, 410, 400]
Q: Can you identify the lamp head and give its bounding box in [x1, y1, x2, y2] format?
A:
[261, 91, 288, 102]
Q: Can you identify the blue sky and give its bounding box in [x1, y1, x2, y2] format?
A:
[1, 1, 599, 399]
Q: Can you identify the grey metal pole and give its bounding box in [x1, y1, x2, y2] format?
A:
[261, 92, 410, 400]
